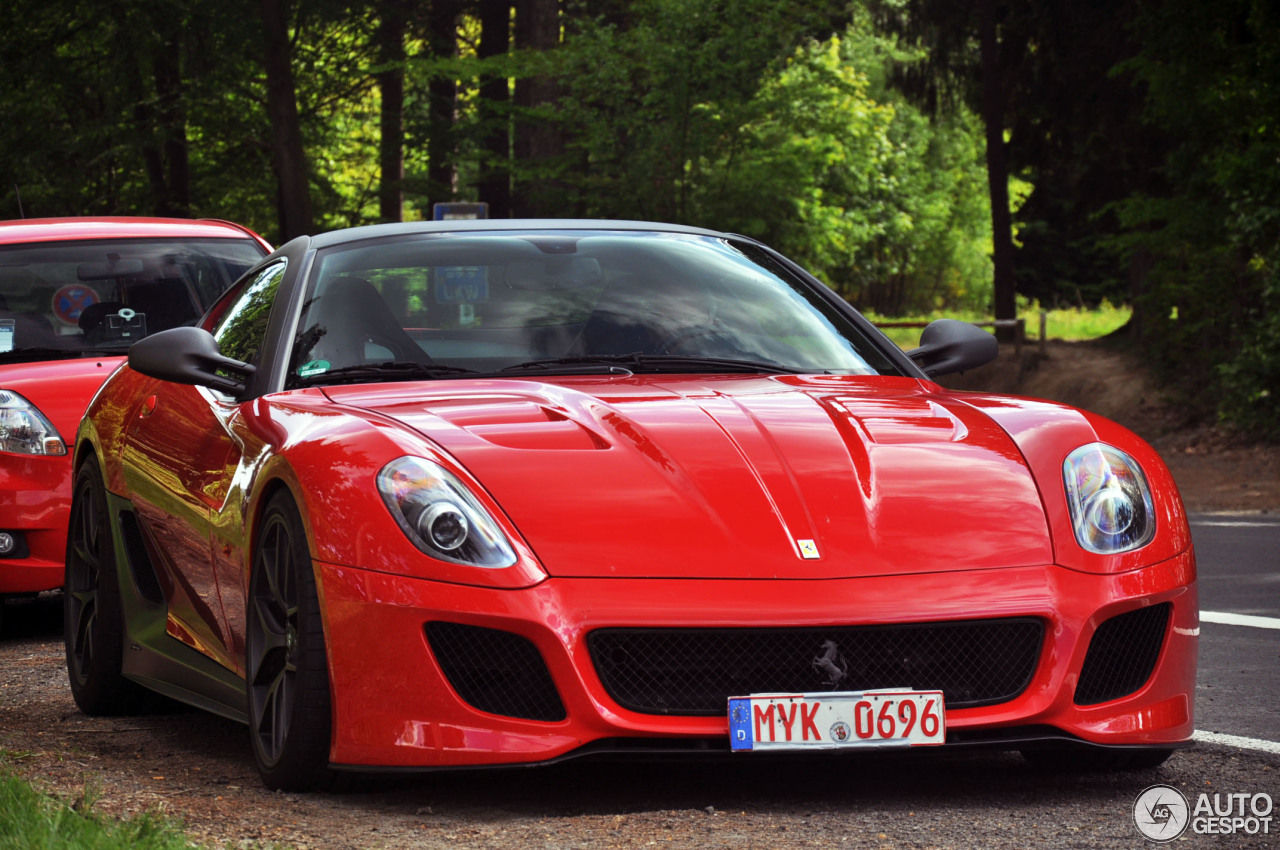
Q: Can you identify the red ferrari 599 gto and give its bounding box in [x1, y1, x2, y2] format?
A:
[66, 220, 1197, 790]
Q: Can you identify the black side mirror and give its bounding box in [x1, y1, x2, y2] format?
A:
[129, 327, 256, 395]
[906, 319, 998, 377]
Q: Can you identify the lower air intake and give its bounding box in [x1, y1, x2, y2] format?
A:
[426, 621, 567, 721]
[1074, 603, 1171, 706]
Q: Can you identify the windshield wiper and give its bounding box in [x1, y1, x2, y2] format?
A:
[299, 360, 479, 385]
[501, 353, 795, 375]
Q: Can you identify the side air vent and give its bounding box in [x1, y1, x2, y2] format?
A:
[1074, 603, 1171, 706]
[117, 511, 164, 604]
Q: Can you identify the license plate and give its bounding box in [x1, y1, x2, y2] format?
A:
[728, 690, 945, 752]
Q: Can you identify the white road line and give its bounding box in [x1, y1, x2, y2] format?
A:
[1193, 730, 1280, 756]
[1192, 520, 1280, 527]
[1200, 610, 1280, 630]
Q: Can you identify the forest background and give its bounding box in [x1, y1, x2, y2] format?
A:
[0, 0, 1276, 438]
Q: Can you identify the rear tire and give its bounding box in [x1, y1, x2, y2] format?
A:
[64, 456, 153, 715]
[246, 491, 334, 791]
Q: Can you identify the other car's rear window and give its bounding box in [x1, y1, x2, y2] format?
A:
[0, 237, 265, 359]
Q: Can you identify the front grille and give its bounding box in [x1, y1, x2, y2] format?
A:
[588, 618, 1044, 716]
[426, 621, 566, 722]
[1074, 603, 1170, 706]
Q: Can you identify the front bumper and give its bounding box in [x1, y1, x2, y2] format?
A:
[317, 550, 1197, 768]
[0, 454, 70, 594]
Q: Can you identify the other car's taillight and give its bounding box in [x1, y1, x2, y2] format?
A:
[377, 456, 517, 568]
[1063, 443, 1155, 554]
[0, 390, 66, 456]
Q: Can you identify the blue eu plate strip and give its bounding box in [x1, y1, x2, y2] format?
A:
[728, 698, 753, 751]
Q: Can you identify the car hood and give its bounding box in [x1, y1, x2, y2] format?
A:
[0, 356, 124, 446]
[325, 374, 1053, 580]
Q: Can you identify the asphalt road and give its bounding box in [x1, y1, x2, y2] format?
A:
[1190, 513, 1280, 746]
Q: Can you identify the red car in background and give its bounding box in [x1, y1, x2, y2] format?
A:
[0, 218, 269, 621]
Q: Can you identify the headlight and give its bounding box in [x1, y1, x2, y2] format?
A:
[0, 390, 66, 456]
[1063, 443, 1155, 554]
[377, 456, 516, 568]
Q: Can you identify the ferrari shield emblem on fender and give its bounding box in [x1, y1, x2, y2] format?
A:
[797, 539, 820, 559]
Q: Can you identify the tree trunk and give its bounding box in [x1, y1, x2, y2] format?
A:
[259, 0, 313, 241]
[477, 0, 512, 219]
[978, 0, 1017, 340]
[128, 8, 190, 218]
[376, 0, 406, 223]
[513, 0, 562, 217]
[427, 0, 459, 211]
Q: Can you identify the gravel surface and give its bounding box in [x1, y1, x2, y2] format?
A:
[2, 339, 1277, 848]
[1, 627, 1277, 850]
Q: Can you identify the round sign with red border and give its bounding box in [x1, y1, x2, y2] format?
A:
[52, 285, 100, 325]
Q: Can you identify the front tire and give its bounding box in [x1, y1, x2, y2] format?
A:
[246, 491, 334, 791]
[64, 456, 153, 714]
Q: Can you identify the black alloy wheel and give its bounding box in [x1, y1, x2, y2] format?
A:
[246, 490, 334, 791]
[64, 456, 150, 714]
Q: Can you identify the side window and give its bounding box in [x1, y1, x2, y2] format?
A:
[212, 259, 287, 366]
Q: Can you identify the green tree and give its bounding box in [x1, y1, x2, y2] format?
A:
[1118, 0, 1280, 437]
[869, 0, 1021, 333]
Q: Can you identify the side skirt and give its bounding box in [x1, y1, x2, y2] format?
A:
[106, 492, 248, 725]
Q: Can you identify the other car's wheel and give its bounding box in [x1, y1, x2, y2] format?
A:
[246, 490, 334, 791]
[1020, 746, 1174, 771]
[64, 456, 153, 714]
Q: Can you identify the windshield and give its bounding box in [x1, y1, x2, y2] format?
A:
[287, 230, 902, 386]
[0, 237, 266, 360]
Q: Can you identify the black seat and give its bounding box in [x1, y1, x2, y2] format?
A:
[579, 275, 714, 356]
[300, 277, 428, 368]
[125, 280, 200, 332]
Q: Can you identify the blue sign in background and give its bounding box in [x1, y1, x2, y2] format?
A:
[435, 267, 489, 303]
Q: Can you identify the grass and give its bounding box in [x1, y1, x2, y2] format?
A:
[0, 763, 198, 850]
[866, 301, 1132, 349]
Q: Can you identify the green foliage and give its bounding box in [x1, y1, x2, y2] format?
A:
[1215, 273, 1280, 440]
[1034, 300, 1131, 342]
[1115, 0, 1280, 438]
[547, 3, 993, 314]
[0, 0, 993, 313]
[0, 766, 197, 850]
[9, 0, 1274, 436]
